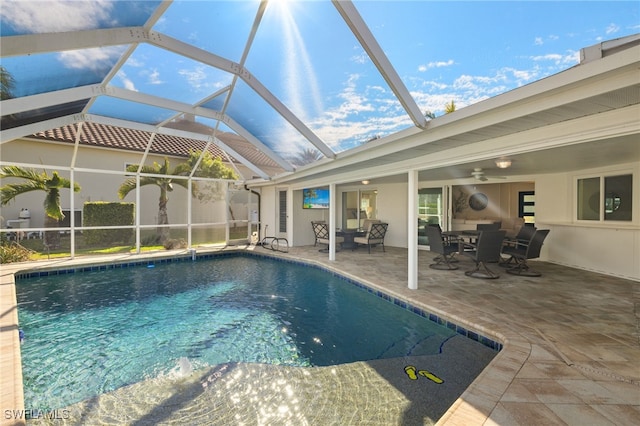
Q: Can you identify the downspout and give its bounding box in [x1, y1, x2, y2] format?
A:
[245, 185, 261, 239]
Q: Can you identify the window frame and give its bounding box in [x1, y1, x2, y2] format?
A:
[575, 170, 634, 223]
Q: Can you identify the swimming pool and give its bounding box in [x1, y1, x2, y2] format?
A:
[16, 253, 499, 420]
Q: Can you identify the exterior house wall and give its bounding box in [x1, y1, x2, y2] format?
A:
[374, 182, 408, 249]
[536, 162, 640, 280]
[0, 139, 236, 230]
[260, 160, 639, 281]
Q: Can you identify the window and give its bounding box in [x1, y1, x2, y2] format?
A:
[278, 190, 287, 233]
[342, 189, 377, 230]
[577, 174, 632, 221]
[518, 191, 535, 224]
[417, 187, 444, 246]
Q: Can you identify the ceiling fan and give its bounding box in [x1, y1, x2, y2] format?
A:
[470, 168, 506, 181]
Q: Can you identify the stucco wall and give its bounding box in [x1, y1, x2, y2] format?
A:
[0, 139, 234, 230]
[258, 160, 639, 280]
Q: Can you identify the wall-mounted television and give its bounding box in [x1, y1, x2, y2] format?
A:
[302, 187, 330, 209]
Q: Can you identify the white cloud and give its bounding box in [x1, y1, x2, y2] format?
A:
[304, 73, 413, 150]
[606, 23, 620, 34]
[534, 37, 544, 46]
[177, 66, 230, 92]
[58, 46, 125, 73]
[178, 66, 208, 90]
[531, 53, 563, 62]
[116, 71, 137, 92]
[530, 51, 579, 67]
[350, 52, 369, 65]
[2, 0, 114, 33]
[418, 59, 454, 72]
[147, 69, 163, 85]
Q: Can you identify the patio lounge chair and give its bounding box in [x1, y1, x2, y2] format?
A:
[461, 230, 506, 279]
[354, 222, 388, 253]
[312, 221, 344, 251]
[501, 229, 550, 276]
[425, 225, 459, 270]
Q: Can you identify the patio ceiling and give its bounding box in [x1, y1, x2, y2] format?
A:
[1, 1, 639, 183]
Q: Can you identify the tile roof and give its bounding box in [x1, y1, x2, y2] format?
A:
[30, 121, 284, 173]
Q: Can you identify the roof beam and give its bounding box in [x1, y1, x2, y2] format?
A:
[1, 85, 101, 116]
[210, 136, 270, 180]
[332, 0, 428, 129]
[1, 115, 83, 144]
[0, 83, 293, 172]
[148, 32, 336, 160]
[1, 27, 335, 162]
[104, 86, 293, 172]
[238, 70, 336, 159]
[0, 27, 153, 57]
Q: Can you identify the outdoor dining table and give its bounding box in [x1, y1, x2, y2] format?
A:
[442, 230, 481, 253]
[337, 228, 366, 250]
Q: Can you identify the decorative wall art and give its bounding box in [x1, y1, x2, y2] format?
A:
[468, 193, 488, 211]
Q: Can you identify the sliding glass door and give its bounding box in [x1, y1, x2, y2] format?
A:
[418, 187, 448, 246]
[342, 189, 378, 230]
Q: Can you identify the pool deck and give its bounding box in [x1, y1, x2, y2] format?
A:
[1, 245, 639, 425]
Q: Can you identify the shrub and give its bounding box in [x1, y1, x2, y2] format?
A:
[0, 240, 34, 263]
[83, 202, 134, 245]
[163, 238, 187, 250]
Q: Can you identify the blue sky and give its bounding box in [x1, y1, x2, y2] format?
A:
[2, 1, 639, 159]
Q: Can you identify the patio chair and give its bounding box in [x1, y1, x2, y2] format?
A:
[500, 225, 537, 265]
[312, 221, 344, 251]
[425, 225, 459, 270]
[476, 221, 502, 231]
[359, 218, 381, 232]
[461, 230, 506, 279]
[311, 220, 326, 246]
[354, 222, 388, 253]
[501, 229, 550, 276]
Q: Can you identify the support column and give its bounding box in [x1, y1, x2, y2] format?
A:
[329, 183, 337, 261]
[408, 170, 418, 289]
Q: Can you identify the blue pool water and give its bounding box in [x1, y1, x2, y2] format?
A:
[18, 255, 466, 410]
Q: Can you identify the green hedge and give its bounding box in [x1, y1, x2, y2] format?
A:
[83, 202, 134, 245]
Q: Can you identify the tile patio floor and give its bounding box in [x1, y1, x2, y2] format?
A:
[1, 244, 639, 425]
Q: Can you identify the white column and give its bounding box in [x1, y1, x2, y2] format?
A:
[70, 168, 76, 259]
[408, 170, 418, 289]
[187, 179, 193, 248]
[329, 183, 337, 261]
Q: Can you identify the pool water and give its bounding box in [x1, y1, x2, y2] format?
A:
[18, 255, 463, 410]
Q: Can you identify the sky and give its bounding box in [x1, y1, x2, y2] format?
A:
[1, 0, 639, 161]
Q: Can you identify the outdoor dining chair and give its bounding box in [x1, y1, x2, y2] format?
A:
[425, 225, 459, 270]
[461, 230, 506, 279]
[501, 229, 550, 276]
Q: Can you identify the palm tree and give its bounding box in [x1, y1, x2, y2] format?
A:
[445, 100, 456, 114]
[291, 148, 324, 167]
[188, 150, 237, 180]
[0, 166, 81, 247]
[186, 150, 239, 227]
[118, 158, 193, 244]
[1, 66, 15, 100]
